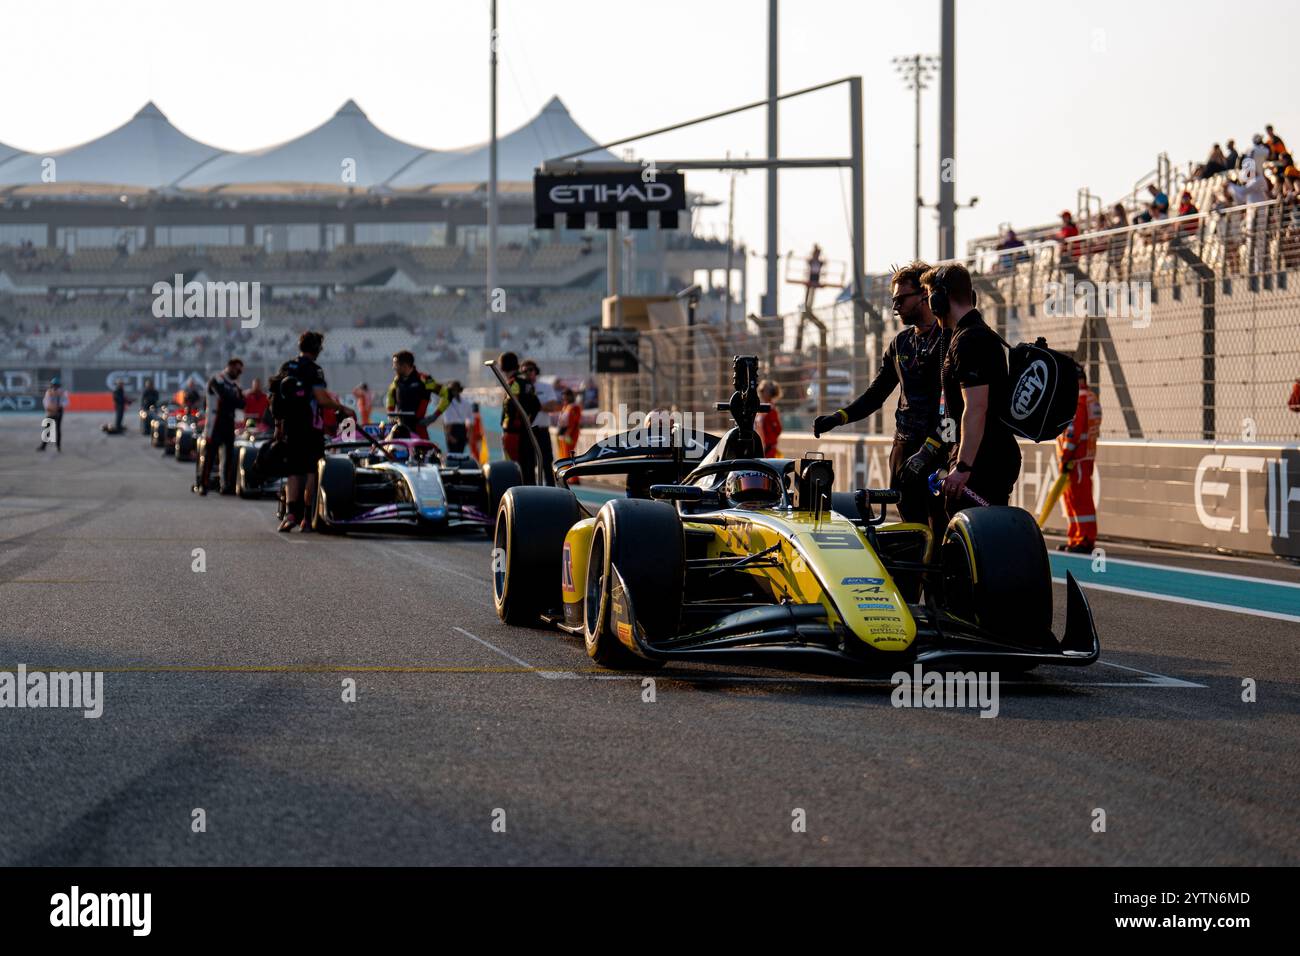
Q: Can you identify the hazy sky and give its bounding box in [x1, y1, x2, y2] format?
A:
[1, 0, 1296, 314]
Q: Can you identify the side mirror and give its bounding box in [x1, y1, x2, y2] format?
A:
[650, 484, 704, 503]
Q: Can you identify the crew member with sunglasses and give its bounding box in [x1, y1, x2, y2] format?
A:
[813, 261, 947, 541]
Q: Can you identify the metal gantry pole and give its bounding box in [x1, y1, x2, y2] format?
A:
[485, 0, 500, 352]
[849, 76, 874, 431]
[938, 0, 956, 260]
[765, 0, 779, 318]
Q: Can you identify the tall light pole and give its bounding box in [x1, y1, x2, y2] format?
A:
[893, 53, 939, 261]
[485, 0, 500, 351]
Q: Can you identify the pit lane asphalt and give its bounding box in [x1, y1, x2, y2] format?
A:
[1, 414, 1297, 866]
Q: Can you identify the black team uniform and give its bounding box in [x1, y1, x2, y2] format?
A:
[271, 355, 327, 521]
[834, 320, 948, 535]
[940, 308, 1021, 515]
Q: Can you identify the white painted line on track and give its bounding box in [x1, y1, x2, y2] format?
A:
[1097, 659, 1207, 688]
[449, 626, 580, 679]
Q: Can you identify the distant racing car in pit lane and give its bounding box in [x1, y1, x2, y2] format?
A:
[232, 418, 282, 499]
[490, 355, 1101, 672]
[278, 421, 522, 535]
[173, 410, 203, 463]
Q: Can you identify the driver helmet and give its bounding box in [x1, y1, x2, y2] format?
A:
[725, 469, 782, 509]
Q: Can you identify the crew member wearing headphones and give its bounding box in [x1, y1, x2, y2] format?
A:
[920, 263, 1021, 514]
[813, 260, 946, 540]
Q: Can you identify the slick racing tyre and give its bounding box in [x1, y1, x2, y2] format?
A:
[484, 460, 523, 534]
[940, 505, 1054, 649]
[176, 431, 197, 462]
[236, 446, 257, 498]
[582, 499, 680, 670]
[313, 455, 355, 533]
[493, 487, 582, 626]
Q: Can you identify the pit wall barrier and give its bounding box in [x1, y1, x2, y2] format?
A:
[573, 429, 1300, 561]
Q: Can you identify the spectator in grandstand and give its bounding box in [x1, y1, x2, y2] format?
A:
[522, 359, 562, 484]
[385, 351, 450, 441]
[813, 261, 947, 544]
[1057, 365, 1102, 553]
[996, 229, 1025, 269]
[351, 382, 374, 425]
[1056, 211, 1079, 259]
[441, 381, 472, 454]
[195, 358, 245, 497]
[756, 381, 783, 457]
[498, 351, 541, 484]
[1266, 125, 1288, 160]
[271, 330, 355, 532]
[37, 376, 67, 453]
[1225, 139, 1241, 171]
[243, 378, 269, 426]
[1288, 378, 1300, 415]
[1196, 143, 1229, 180]
[555, 388, 583, 483]
[1146, 183, 1170, 215]
[1247, 134, 1272, 181]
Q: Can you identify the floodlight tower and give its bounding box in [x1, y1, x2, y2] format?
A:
[892, 53, 940, 261]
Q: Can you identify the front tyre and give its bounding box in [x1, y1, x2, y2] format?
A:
[313, 455, 355, 533]
[492, 486, 581, 626]
[940, 505, 1053, 649]
[582, 499, 681, 669]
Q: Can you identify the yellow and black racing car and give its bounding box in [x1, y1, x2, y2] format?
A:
[489, 356, 1100, 671]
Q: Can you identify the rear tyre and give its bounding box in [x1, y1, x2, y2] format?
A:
[493, 486, 582, 626]
[314, 455, 355, 533]
[940, 506, 1054, 649]
[582, 499, 681, 669]
[484, 460, 523, 533]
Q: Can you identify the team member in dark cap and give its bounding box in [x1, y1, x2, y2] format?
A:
[270, 331, 355, 531]
[920, 263, 1021, 515]
[813, 261, 947, 540]
[194, 357, 245, 495]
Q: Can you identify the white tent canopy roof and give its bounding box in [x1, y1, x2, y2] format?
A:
[180, 99, 427, 189]
[0, 102, 223, 187]
[387, 96, 617, 188]
[0, 96, 617, 192]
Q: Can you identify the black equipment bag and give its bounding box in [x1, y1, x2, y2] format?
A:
[1001, 337, 1079, 442]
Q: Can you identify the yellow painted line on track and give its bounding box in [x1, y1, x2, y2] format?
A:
[2, 579, 115, 585]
